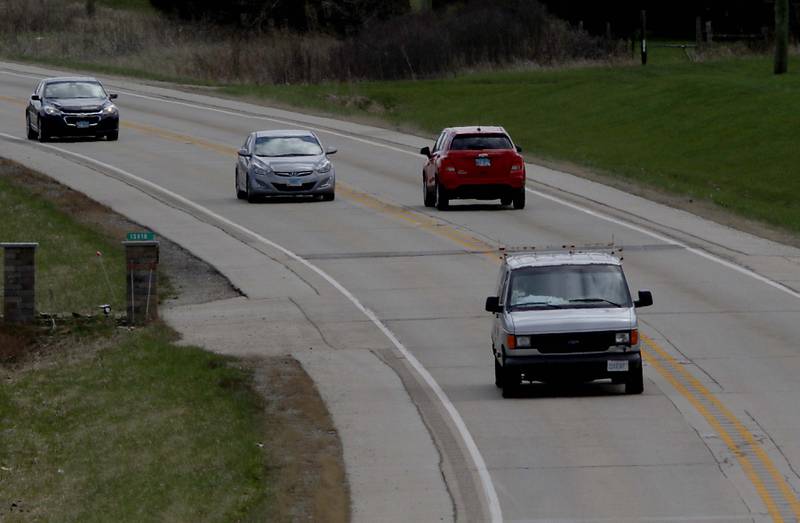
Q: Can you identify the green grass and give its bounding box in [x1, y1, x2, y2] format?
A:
[222, 51, 800, 234]
[0, 324, 270, 522]
[0, 176, 127, 314]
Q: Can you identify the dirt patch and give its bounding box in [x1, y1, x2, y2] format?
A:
[0, 158, 239, 307]
[252, 356, 350, 523]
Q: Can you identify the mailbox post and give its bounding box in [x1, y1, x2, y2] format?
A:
[124, 232, 159, 325]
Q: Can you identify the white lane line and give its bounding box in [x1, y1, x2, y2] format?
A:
[0, 131, 504, 523]
[8, 67, 791, 302]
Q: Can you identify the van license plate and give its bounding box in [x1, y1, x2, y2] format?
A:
[608, 360, 629, 372]
[475, 157, 491, 167]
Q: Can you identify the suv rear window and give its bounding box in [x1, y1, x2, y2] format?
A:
[450, 134, 513, 151]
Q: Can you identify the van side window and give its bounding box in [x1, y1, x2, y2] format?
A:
[498, 269, 510, 306]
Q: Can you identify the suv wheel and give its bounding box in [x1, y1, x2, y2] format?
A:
[435, 180, 449, 210]
[512, 188, 526, 210]
[624, 367, 644, 395]
[423, 177, 435, 207]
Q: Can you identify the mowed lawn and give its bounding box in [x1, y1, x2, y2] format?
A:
[225, 53, 800, 233]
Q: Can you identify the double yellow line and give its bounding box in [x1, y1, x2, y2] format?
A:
[6, 94, 799, 520]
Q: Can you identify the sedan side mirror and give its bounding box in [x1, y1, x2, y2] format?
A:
[326, 147, 338, 155]
[420, 146, 431, 157]
[516, 145, 523, 153]
[109, 93, 118, 100]
[237, 148, 250, 157]
[485, 296, 502, 313]
[31, 94, 40, 101]
[634, 290, 653, 308]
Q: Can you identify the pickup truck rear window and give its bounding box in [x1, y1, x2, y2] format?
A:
[450, 134, 513, 151]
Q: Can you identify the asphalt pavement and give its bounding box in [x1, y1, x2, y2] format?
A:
[2, 61, 800, 523]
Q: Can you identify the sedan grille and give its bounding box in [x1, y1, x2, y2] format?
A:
[272, 182, 317, 192]
[529, 331, 618, 354]
[64, 115, 101, 126]
[274, 170, 313, 177]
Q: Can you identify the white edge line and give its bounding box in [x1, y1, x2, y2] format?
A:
[0, 130, 504, 523]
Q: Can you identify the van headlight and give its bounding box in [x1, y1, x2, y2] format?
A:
[516, 335, 531, 348]
[616, 330, 638, 345]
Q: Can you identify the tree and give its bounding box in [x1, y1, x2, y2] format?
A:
[775, 0, 789, 74]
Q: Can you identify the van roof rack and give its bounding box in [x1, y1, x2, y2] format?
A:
[498, 242, 623, 260]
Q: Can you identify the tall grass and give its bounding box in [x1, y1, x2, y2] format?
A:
[0, 0, 623, 84]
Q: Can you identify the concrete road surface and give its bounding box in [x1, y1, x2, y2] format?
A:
[2, 62, 800, 523]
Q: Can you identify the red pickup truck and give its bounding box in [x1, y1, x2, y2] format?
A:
[421, 126, 526, 210]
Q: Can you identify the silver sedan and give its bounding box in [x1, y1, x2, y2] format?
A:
[235, 130, 337, 203]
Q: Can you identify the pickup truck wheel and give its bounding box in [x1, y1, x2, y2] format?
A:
[512, 188, 526, 210]
[494, 358, 503, 388]
[624, 367, 644, 395]
[435, 181, 449, 210]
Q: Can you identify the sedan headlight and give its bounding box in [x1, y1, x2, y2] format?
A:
[251, 161, 272, 176]
[102, 104, 118, 115]
[316, 160, 332, 174]
[43, 104, 61, 116]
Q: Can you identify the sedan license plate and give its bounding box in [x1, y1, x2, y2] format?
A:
[287, 178, 303, 187]
[475, 157, 491, 167]
[607, 360, 629, 372]
[76, 120, 91, 129]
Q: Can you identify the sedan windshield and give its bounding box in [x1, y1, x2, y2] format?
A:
[254, 135, 323, 157]
[507, 264, 631, 310]
[450, 133, 513, 151]
[44, 82, 105, 99]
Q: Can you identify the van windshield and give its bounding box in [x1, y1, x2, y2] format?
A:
[507, 264, 631, 310]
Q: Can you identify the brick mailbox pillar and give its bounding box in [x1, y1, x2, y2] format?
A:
[2, 243, 38, 324]
[124, 240, 159, 325]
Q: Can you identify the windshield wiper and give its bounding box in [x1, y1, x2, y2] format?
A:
[511, 302, 562, 310]
[569, 298, 622, 307]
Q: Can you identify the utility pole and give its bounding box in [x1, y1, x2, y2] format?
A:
[775, 0, 789, 74]
[640, 10, 647, 65]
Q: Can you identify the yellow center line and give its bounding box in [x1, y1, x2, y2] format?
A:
[643, 336, 800, 521]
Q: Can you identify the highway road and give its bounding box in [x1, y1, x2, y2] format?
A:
[2, 62, 800, 522]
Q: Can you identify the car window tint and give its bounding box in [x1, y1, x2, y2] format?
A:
[450, 134, 513, 151]
[44, 82, 105, 99]
[254, 135, 323, 157]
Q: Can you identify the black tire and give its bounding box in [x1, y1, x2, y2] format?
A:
[435, 180, 449, 210]
[37, 118, 49, 142]
[106, 130, 119, 141]
[512, 188, 526, 210]
[500, 196, 512, 207]
[423, 177, 436, 207]
[494, 358, 503, 388]
[26, 115, 36, 140]
[624, 367, 644, 395]
[321, 192, 335, 202]
[246, 178, 259, 203]
[236, 171, 247, 200]
[501, 366, 520, 398]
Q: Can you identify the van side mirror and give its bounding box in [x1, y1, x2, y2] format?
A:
[634, 290, 653, 308]
[109, 93, 118, 100]
[420, 146, 431, 157]
[31, 94, 40, 101]
[485, 296, 502, 313]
